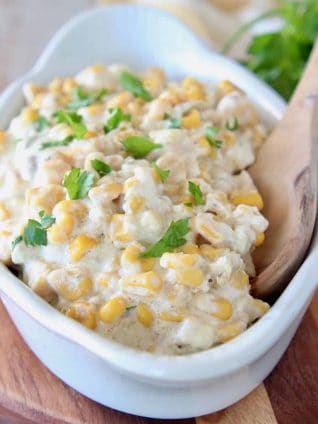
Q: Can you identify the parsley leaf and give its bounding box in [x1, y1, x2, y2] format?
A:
[140, 218, 190, 258]
[91, 159, 112, 176]
[163, 112, 181, 129]
[119, 71, 152, 101]
[188, 181, 204, 205]
[205, 126, 222, 149]
[63, 168, 94, 200]
[11, 235, 23, 250]
[104, 108, 131, 133]
[40, 135, 74, 150]
[225, 116, 239, 131]
[35, 116, 49, 132]
[122, 136, 162, 159]
[23, 220, 47, 246]
[151, 163, 170, 183]
[55, 110, 87, 139]
[38, 210, 56, 229]
[67, 87, 108, 110]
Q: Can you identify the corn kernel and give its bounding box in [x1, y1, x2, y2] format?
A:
[121, 245, 155, 272]
[136, 303, 154, 327]
[199, 244, 226, 260]
[69, 235, 98, 262]
[0, 203, 11, 220]
[182, 77, 206, 101]
[161, 252, 198, 269]
[48, 213, 75, 244]
[198, 137, 211, 155]
[159, 311, 184, 322]
[84, 130, 98, 139]
[110, 214, 132, 243]
[223, 132, 236, 146]
[66, 301, 97, 329]
[98, 272, 113, 288]
[182, 109, 201, 129]
[253, 298, 270, 314]
[255, 232, 265, 247]
[99, 296, 127, 324]
[48, 77, 63, 93]
[0, 230, 12, 237]
[230, 192, 264, 210]
[63, 78, 77, 94]
[175, 268, 204, 287]
[22, 107, 38, 123]
[217, 321, 244, 343]
[86, 104, 105, 117]
[58, 277, 92, 301]
[54, 200, 87, 219]
[211, 298, 233, 320]
[218, 80, 240, 95]
[230, 270, 249, 289]
[199, 225, 220, 242]
[182, 244, 199, 254]
[122, 271, 163, 294]
[104, 182, 123, 200]
[26, 185, 65, 214]
[89, 64, 104, 73]
[0, 131, 8, 152]
[124, 177, 138, 191]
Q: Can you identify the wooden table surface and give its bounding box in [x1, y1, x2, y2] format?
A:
[0, 2, 317, 423]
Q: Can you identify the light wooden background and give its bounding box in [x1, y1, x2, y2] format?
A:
[0, 1, 317, 423]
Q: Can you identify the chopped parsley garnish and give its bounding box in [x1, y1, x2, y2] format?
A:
[163, 112, 181, 129]
[122, 136, 162, 159]
[225, 116, 239, 131]
[104, 108, 131, 133]
[205, 126, 222, 149]
[140, 218, 190, 258]
[119, 71, 152, 101]
[67, 87, 108, 110]
[188, 181, 204, 205]
[151, 163, 170, 183]
[55, 110, 87, 139]
[12, 211, 56, 249]
[40, 135, 74, 150]
[91, 159, 112, 176]
[35, 116, 49, 132]
[63, 168, 94, 200]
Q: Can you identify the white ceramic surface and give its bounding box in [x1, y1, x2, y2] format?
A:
[0, 5, 316, 419]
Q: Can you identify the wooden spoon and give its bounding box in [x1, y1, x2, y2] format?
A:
[251, 43, 318, 298]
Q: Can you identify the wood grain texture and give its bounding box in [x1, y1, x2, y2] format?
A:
[0, 1, 317, 423]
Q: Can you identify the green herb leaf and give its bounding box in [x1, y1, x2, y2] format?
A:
[104, 108, 131, 133]
[205, 126, 222, 149]
[55, 110, 87, 139]
[151, 163, 170, 183]
[225, 116, 239, 131]
[122, 136, 162, 159]
[119, 71, 152, 101]
[163, 113, 181, 129]
[188, 181, 204, 205]
[40, 135, 75, 150]
[23, 219, 47, 247]
[91, 159, 112, 176]
[67, 87, 108, 110]
[35, 116, 49, 132]
[11, 235, 23, 250]
[140, 218, 190, 258]
[63, 168, 94, 200]
[184, 202, 193, 207]
[38, 210, 56, 229]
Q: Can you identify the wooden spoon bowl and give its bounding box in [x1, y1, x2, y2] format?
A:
[251, 43, 318, 298]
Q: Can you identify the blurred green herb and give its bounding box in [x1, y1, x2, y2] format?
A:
[222, 0, 318, 100]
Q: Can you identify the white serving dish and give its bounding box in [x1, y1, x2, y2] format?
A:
[0, 5, 317, 419]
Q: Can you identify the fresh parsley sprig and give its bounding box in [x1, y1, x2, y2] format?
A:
[163, 112, 181, 129]
[63, 168, 94, 200]
[91, 159, 112, 177]
[119, 71, 152, 101]
[67, 87, 108, 110]
[35, 116, 49, 132]
[140, 218, 190, 258]
[225, 116, 239, 132]
[104, 108, 131, 133]
[55, 110, 87, 139]
[151, 163, 170, 183]
[205, 126, 222, 149]
[40, 135, 74, 150]
[122, 136, 162, 159]
[188, 181, 204, 206]
[12, 211, 56, 249]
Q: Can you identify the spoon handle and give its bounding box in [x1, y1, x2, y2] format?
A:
[252, 42, 318, 297]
